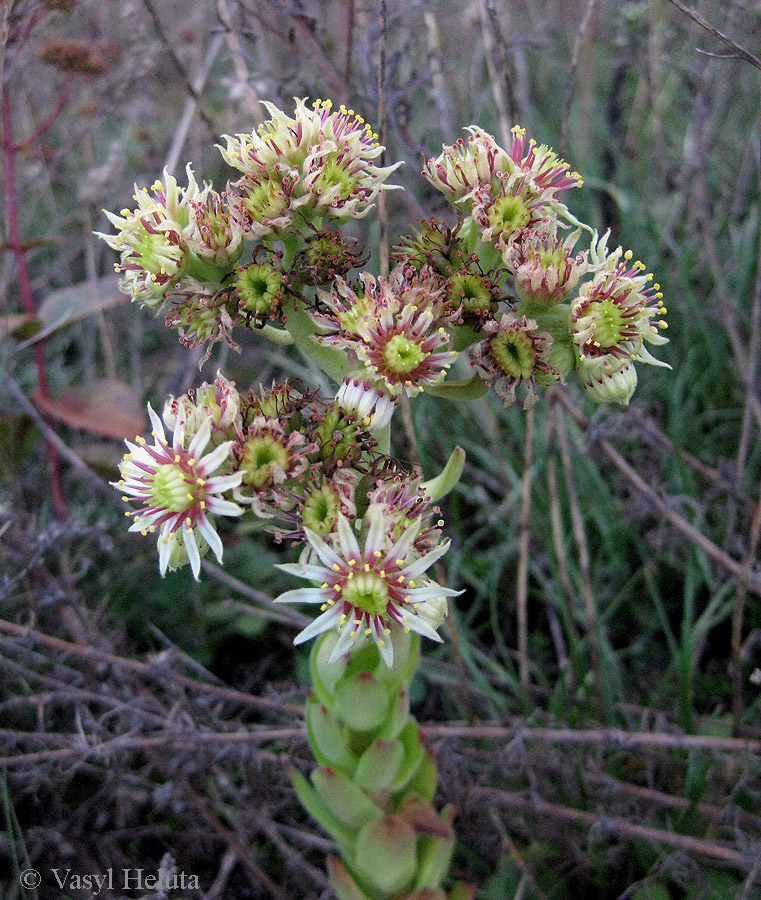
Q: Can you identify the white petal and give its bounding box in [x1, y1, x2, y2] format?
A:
[198, 441, 234, 476]
[182, 527, 202, 580]
[336, 513, 361, 560]
[407, 583, 461, 602]
[275, 587, 329, 605]
[147, 404, 165, 442]
[382, 518, 422, 568]
[328, 622, 359, 663]
[205, 471, 242, 492]
[304, 527, 344, 570]
[197, 516, 223, 563]
[276, 562, 330, 582]
[293, 606, 343, 645]
[404, 612, 445, 642]
[188, 417, 212, 458]
[157, 528, 175, 576]
[206, 497, 244, 517]
[399, 540, 451, 579]
[364, 506, 387, 557]
[377, 637, 394, 667]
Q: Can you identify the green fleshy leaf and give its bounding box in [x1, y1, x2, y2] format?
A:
[255, 323, 295, 345]
[389, 719, 425, 793]
[413, 806, 456, 890]
[448, 883, 477, 900]
[334, 672, 389, 732]
[423, 375, 488, 401]
[282, 297, 351, 383]
[311, 767, 383, 830]
[289, 768, 357, 852]
[421, 447, 465, 502]
[184, 249, 241, 285]
[311, 632, 349, 705]
[354, 738, 405, 791]
[378, 686, 411, 740]
[327, 858, 373, 900]
[354, 815, 418, 896]
[402, 748, 438, 803]
[306, 698, 358, 773]
[452, 323, 482, 352]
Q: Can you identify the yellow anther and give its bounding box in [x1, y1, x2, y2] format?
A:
[333, 564, 341, 571]
[321, 582, 329, 589]
[377, 640, 385, 646]
[348, 559, 356, 566]
[350, 631, 357, 638]
[364, 628, 372, 636]
[624, 250, 633, 260]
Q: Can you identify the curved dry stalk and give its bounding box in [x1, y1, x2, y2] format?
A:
[478, 787, 753, 871]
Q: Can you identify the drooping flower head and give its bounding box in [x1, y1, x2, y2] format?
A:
[219, 98, 402, 231]
[275, 506, 459, 666]
[114, 405, 243, 579]
[471, 312, 560, 408]
[578, 357, 638, 405]
[571, 233, 669, 370]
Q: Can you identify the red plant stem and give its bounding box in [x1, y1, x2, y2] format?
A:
[3, 91, 66, 519]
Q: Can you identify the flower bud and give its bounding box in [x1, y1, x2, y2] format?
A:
[578, 358, 638, 405]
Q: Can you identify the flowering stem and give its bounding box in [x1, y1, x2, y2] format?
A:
[283, 297, 351, 384]
[2, 92, 66, 520]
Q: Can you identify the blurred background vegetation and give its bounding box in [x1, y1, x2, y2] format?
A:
[1, 0, 760, 897]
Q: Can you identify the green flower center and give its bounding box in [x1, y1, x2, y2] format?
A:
[151, 463, 196, 513]
[589, 298, 627, 349]
[301, 484, 341, 536]
[313, 156, 358, 198]
[488, 194, 531, 234]
[236, 263, 282, 314]
[491, 330, 536, 379]
[383, 333, 427, 374]
[451, 273, 492, 311]
[243, 176, 289, 220]
[134, 232, 180, 275]
[342, 570, 389, 616]
[241, 434, 290, 487]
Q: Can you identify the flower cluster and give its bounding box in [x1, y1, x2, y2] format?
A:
[219, 98, 402, 233]
[104, 98, 670, 658]
[422, 125, 667, 406]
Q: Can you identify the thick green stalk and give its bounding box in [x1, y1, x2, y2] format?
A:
[293, 630, 474, 900]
